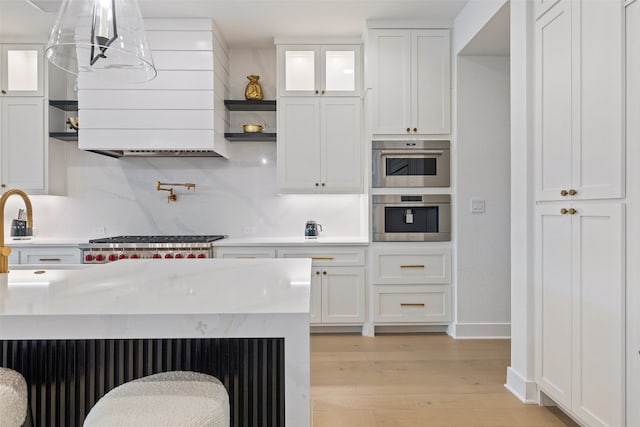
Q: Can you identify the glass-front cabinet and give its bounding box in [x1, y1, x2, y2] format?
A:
[1, 44, 44, 97]
[278, 45, 361, 97]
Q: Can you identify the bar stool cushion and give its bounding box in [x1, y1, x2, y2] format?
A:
[0, 367, 28, 427]
[83, 371, 229, 427]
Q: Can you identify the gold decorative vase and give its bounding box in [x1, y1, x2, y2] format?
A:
[244, 75, 264, 100]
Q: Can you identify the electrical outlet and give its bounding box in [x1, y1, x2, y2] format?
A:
[242, 226, 256, 235]
[92, 226, 106, 236]
[470, 199, 486, 214]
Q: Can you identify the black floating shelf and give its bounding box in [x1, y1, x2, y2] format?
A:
[224, 132, 276, 142]
[49, 100, 78, 111]
[49, 132, 78, 141]
[224, 100, 276, 111]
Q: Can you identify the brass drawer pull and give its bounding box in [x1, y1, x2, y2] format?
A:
[400, 303, 425, 307]
[568, 208, 577, 215]
[311, 257, 334, 261]
[568, 189, 577, 196]
[38, 258, 62, 262]
[400, 265, 425, 269]
[561, 208, 569, 215]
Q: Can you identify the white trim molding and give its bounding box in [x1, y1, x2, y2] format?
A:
[505, 366, 538, 404]
[449, 322, 511, 339]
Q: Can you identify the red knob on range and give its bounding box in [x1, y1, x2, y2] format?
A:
[118, 254, 127, 260]
[130, 254, 139, 259]
[175, 254, 184, 259]
[152, 254, 161, 259]
[95, 254, 105, 262]
[85, 254, 94, 262]
[108, 254, 117, 262]
[164, 253, 173, 259]
[187, 253, 196, 259]
[197, 253, 206, 259]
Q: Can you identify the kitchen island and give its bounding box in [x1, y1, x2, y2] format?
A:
[0, 258, 312, 427]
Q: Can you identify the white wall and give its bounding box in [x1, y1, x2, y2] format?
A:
[3, 47, 366, 240]
[454, 0, 508, 54]
[455, 55, 510, 337]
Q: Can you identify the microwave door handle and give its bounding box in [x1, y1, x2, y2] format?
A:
[379, 150, 445, 156]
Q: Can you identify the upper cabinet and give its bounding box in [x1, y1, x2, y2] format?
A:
[535, 0, 624, 201]
[1, 44, 44, 97]
[366, 29, 450, 136]
[277, 45, 361, 97]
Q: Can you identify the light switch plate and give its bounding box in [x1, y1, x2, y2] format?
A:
[471, 199, 485, 213]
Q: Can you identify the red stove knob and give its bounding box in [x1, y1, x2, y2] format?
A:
[152, 254, 161, 259]
[130, 254, 139, 259]
[95, 254, 105, 262]
[175, 254, 184, 259]
[108, 254, 117, 262]
[197, 253, 206, 259]
[118, 254, 127, 260]
[164, 253, 173, 259]
[187, 253, 196, 259]
[85, 254, 94, 262]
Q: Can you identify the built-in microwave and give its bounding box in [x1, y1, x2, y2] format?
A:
[372, 140, 450, 188]
[372, 194, 451, 242]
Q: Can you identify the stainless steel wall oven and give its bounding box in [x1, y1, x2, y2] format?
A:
[372, 194, 451, 242]
[372, 140, 450, 188]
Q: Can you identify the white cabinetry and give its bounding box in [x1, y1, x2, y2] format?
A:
[278, 247, 366, 325]
[1, 44, 44, 97]
[535, 203, 624, 427]
[535, 0, 624, 201]
[366, 29, 450, 136]
[370, 247, 451, 325]
[9, 246, 81, 265]
[277, 97, 362, 193]
[277, 45, 360, 97]
[215, 247, 276, 259]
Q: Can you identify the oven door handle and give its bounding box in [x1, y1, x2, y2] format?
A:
[379, 150, 445, 156]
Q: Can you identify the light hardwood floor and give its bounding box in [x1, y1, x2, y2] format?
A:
[310, 334, 579, 427]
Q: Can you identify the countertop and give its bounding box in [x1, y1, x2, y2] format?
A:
[0, 258, 312, 316]
[7, 238, 85, 248]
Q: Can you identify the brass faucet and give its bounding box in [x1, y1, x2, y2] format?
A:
[156, 181, 196, 203]
[0, 189, 33, 274]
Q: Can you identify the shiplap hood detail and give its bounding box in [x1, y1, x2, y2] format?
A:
[76, 18, 230, 159]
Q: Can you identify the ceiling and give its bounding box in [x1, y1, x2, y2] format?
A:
[0, 0, 470, 47]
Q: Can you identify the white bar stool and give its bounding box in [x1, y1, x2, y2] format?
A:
[0, 367, 28, 427]
[83, 371, 229, 427]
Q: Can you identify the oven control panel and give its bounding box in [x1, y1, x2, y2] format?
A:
[82, 249, 212, 264]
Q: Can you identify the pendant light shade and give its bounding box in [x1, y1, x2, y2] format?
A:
[46, 0, 156, 83]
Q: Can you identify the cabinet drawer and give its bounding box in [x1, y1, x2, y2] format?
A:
[215, 247, 276, 259]
[373, 285, 451, 323]
[371, 248, 450, 284]
[277, 247, 365, 266]
[19, 247, 81, 264]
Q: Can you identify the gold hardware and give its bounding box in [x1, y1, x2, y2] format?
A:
[38, 258, 61, 262]
[1, 189, 33, 274]
[413, 128, 417, 132]
[315, 90, 319, 94]
[406, 128, 411, 133]
[1, 184, 5, 188]
[568, 208, 577, 215]
[321, 90, 325, 94]
[66, 117, 79, 131]
[568, 189, 577, 196]
[311, 257, 334, 261]
[244, 75, 264, 101]
[1, 90, 5, 94]
[560, 208, 569, 215]
[321, 183, 325, 187]
[560, 190, 568, 196]
[315, 183, 319, 187]
[315, 271, 320, 275]
[400, 303, 425, 307]
[400, 265, 425, 269]
[322, 271, 327, 275]
[156, 181, 196, 203]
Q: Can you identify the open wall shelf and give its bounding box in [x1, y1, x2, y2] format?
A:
[224, 99, 277, 142]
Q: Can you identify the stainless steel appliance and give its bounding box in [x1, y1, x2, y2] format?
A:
[372, 140, 450, 188]
[79, 235, 225, 264]
[372, 195, 451, 242]
[304, 220, 322, 239]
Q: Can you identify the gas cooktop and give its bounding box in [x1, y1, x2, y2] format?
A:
[89, 235, 226, 244]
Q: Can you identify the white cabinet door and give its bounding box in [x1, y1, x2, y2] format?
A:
[321, 267, 365, 324]
[321, 46, 360, 96]
[571, 203, 624, 427]
[1, 44, 44, 97]
[320, 97, 362, 192]
[536, 0, 624, 202]
[277, 97, 321, 192]
[536, 204, 573, 408]
[1, 97, 45, 192]
[310, 269, 323, 324]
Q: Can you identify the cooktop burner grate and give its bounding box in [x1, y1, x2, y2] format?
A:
[89, 235, 226, 244]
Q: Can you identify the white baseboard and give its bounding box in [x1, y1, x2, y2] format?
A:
[505, 366, 538, 404]
[449, 322, 511, 339]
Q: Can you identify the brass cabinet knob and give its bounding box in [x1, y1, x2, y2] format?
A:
[406, 128, 411, 133]
[413, 128, 417, 132]
[315, 271, 320, 275]
[321, 183, 325, 187]
[561, 208, 569, 215]
[321, 90, 325, 94]
[1, 90, 5, 94]
[568, 189, 577, 196]
[315, 90, 319, 94]
[568, 208, 577, 215]
[315, 183, 319, 187]
[560, 190, 569, 196]
[322, 271, 327, 275]
[0, 184, 5, 188]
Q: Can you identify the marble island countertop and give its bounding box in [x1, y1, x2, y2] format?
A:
[0, 258, 311, 316]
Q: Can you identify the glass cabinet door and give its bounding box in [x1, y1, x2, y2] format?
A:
[1, 45, 44, 97]
[322, 46, 360, 96]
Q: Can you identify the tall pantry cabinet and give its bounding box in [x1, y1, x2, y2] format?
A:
[534, 1, 625, 426]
